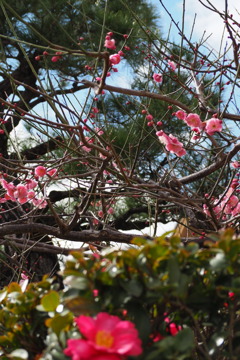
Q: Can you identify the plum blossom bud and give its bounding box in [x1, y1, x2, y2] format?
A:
[51, 56, 60, 62]
[117, 51, 124, 58]
[146, 114, 153, 121]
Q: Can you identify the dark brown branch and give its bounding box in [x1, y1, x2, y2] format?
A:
[81, 80, 192, 112]
[81, 80, 240, 122]
[179, 143, 240, 185]
[0, 223, 150, 243]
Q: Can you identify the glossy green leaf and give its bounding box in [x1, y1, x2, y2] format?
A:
[41, 291, 60, 312]
[46, 312, 73, 336]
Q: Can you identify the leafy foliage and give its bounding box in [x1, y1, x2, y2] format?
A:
[1, 230, 240, 359]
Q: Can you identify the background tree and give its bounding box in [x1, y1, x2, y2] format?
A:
[0, 0, 157, 286]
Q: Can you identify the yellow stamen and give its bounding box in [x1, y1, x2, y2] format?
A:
[95, 330, 114, 348]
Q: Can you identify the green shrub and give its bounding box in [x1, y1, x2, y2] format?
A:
[1, 229, 240, 360]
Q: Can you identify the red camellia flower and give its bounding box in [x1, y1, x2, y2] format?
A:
[64, 312, 142, 360]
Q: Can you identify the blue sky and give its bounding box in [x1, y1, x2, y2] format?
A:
[13, 0, 239, 140]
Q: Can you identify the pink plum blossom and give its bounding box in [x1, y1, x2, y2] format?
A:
[175, 110, 187, 120]
[80, 137, 94, 152]
[168, 60, 177, 71]
[25, 179, 38, 190]
[0, 179, 28, 203]
[232, 202, 240, 216]
[203, 202, 222, 219]
[205, 117, 222, 135]
[95, 127, 104, 136]
[27, 191, 36, 199]
[156, 130, 186, 157]
[104, 39, 116, 50]
[35, 166, 47, 177]
[107, 207, 114, 215]
[231, 161, 240, 168]
[81, 144, 92, 152]
[32, 198, 47, 209]
[221, 195, 239, 215]
[153, 73, 163, 83]
[47, 168, 57, 177]
[64, 312, 142, 360]
[14, 184, 28, 204]
[98, 210, 104, 218]
[204, 179, 240, 219]
[19, 272, 29, 292]
[0, 179, 15, 198]
[109, 54, 121, 65]
[184, 113, 203, 130]
[0, 178, 48, 209]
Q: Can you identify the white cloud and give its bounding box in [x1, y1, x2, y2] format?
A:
[184, 0, 239, 52]
[160, 0, 239, 54]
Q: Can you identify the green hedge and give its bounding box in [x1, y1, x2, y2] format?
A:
[0, 229, 240, 360]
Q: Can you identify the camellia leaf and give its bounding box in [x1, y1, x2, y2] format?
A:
[131, 236, 147, 246]
[45, 312, 73, 336]
[7, 283, 22, 293]
[41, 290, 60, 312]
